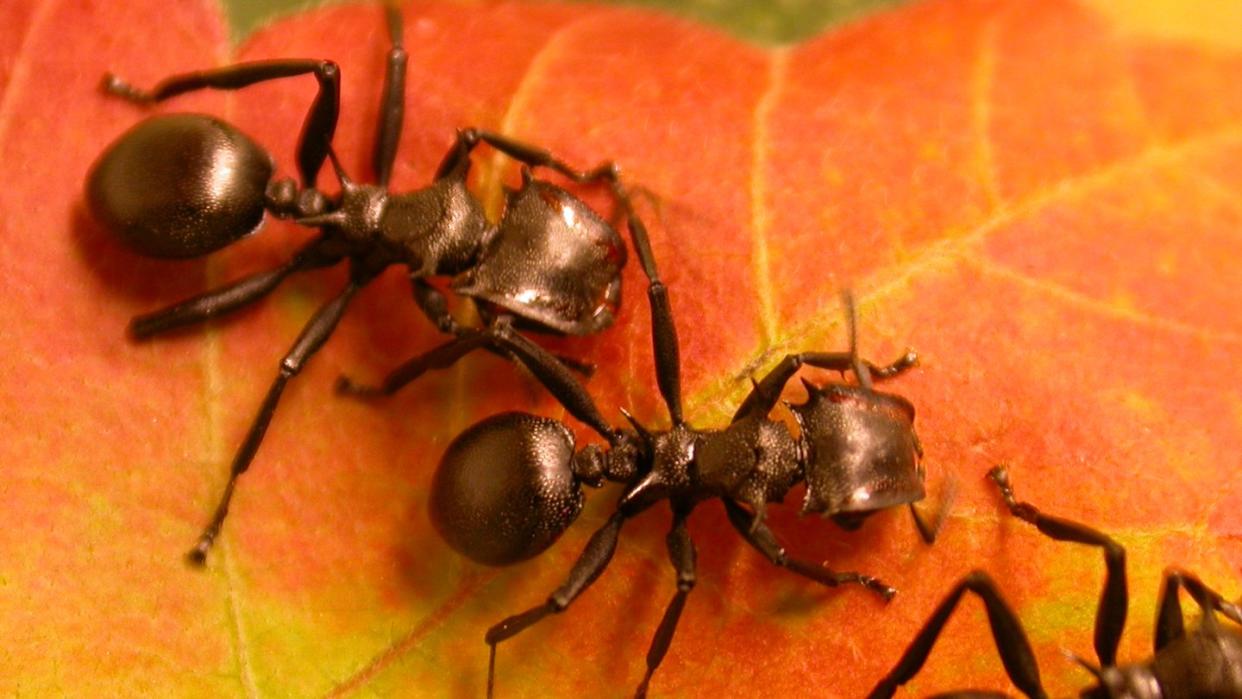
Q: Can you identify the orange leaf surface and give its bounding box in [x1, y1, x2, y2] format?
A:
[2, 1, 1240, 696]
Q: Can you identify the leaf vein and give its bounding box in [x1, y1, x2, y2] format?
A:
[749, 47, 788, 348]
[966, 253, 1242, 344]
[686, 120, 1242, 414]
[324, 570, 500, 698]
[971, 15, 1001, 209]
[0, 0, 58, 148]
[222, 543, 262, 699]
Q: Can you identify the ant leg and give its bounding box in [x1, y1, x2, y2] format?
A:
[989, 466, 1127, 668]
[486, 512, 627, 698]
[339, 278, 594, 390]
[437, 129, 687, 424]
[371, 4, 406, 187]
[466, 129, 620, 184]
[723, 499, 895, 601]
[606, 177, 684, 425]
[636, 509, 696, 699]
[732, 350, 919, 423]
[187, 274, 369, 565]
[1154, 568, 1242, 651]
[334, 331, 493, 397]
[485, 322, 618, 440]
[129, 238, 337, 339]
[867, 571, 1046, 699]
[411, 278, 461, 336]
[103, 59, 340, 187]
[429, 128, 618, 184]
[908, 474, 958, 545]
[337, 317, 616, 442]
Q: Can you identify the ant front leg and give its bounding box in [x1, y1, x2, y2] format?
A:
[1154, 567, 1242, 652]
[602, 176, 685, 426]
[731, 349, 919, 423]
[486, 512, 628, 698]
[989, 466, 1127, 668]
[723, 499, 896, 601]
[103, 59, 341, 187]
[466, 129, 621, 185]
[867, 571, 1046, 699]
[371, 4, 406, 187]
[129, 237, 338, 339]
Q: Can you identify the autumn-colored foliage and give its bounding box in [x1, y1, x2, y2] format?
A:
[1, 0, 1240, 696]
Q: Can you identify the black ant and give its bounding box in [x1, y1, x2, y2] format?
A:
[425, 264, 949, 695]
[85, 7, 666, 565]
[868, 465, 1242, 698]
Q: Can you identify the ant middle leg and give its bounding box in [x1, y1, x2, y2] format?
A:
[336, 315, 617, 442]
[723, 499, 896, 601]
[636, 508, 697, 699]
[129, 237, 338, 339]
[989, 465, 1128, 668]
[485, 512, 628, 698]
[867, 571, 1046, 699]
[907, 472, 959, 545]
[187, 273, 369, 565]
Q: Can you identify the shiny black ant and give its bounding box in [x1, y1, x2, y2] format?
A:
[869, 465, 1242, 698]
[426, 272, 949, 695]
[85, 7, 664, 565]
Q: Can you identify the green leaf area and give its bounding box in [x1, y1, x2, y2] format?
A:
[223, 0, 910, 45]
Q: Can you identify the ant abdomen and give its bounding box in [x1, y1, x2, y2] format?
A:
[87, 114, 274, 258]
[430, 412, 585, 566]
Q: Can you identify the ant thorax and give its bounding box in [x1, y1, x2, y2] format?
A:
[691, 416, 801, 509]
[377, 178, 491, 276]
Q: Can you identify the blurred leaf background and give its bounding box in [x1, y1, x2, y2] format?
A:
[224, 0, 909, 45]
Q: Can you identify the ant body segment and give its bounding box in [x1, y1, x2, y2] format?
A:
[427, 272, 947, 695]
[868, 466, 1242, 698]
[85, 8, 660, 564]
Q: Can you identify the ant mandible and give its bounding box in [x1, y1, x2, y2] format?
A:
[85, 6, 669, 565]
[868, 465, 1242, 698]
[425, 265, 949, 695]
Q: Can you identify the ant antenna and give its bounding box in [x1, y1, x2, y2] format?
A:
[295, 149, 355, 229]
[618, 407, 653, 447]
[1065, 649, 1104, 680]
[843, 291, 873, 390]
[326, 147, 354, 189]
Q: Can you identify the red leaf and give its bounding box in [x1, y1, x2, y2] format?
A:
[2, 1, 1240, 696]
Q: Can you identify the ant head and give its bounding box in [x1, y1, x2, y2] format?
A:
[1080, 664, 1161, 699]
[87, 114, 274, 258]
[791, 382, 925, 518]
[459, 179, 626, 335]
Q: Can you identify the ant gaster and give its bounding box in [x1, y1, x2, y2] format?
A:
[84, 7, 668, 565]
[428, 280, 949, 696]
[868, 465, 1242, 699]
